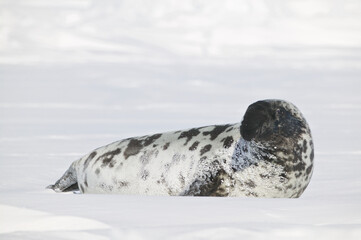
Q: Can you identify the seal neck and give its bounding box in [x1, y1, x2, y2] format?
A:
[231, 139, 277, 172]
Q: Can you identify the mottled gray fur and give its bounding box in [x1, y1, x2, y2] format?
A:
[48, 99, 314, 198]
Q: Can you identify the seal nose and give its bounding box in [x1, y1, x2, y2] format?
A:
[240, 101, 271, 141]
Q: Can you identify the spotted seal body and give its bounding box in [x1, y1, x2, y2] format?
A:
[48, 99, 314, 198]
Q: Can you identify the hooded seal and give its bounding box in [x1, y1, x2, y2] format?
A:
[48, 99, 314, 198]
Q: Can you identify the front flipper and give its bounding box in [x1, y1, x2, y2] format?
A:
[184, 169, 233, 197]
[47, 161, 79, 192]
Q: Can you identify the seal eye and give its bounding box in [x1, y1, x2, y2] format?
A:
[241, 101, 271, 141]
[276, 108, 281, 116]
[274, 106, 305, 138]
[276, 107, 286, 119]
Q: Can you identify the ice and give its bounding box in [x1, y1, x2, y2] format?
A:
[1, 0, 361, 239]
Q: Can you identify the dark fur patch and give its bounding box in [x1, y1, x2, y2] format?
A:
[95, 168, 100, 175]
[221, 136, 234, 148]
[245, 192, 259, 197]
[83, 151, 97, 170]
[163, 142, 170, 150]
[294, 160, 306, 172]
[143, 134, 162, 147]
[200, 144, 212, 156]
[244, 180, 256, 188]
[203, 124, 231, 140]
[189, 141, 200, 151]
[185, 169, 230, 197]
[226, 126, 234, 132]
[100, 148, 122, 168]
[124, 134, 162, 159]
[200, 156, 207, 162]
[178, 128, 201, 145]
[310, 145, 314, 161]
[303, 140, 308, 153]
[276, 108, 307, 138]
[240, 101, 271, 141]
[124, 138, 143, 159]
[84, 174, 88, 187]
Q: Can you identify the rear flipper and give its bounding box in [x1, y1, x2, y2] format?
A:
[47, 161, 79, 192]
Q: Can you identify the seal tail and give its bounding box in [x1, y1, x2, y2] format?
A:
[47, 161, 79, 192]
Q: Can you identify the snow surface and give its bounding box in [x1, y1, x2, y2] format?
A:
[1, 0, 361, 239]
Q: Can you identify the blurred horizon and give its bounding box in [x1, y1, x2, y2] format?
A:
[1, 0, 361, 70]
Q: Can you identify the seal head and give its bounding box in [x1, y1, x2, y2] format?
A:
[241, 100, 307, 143]
[238, 99, 314, 197]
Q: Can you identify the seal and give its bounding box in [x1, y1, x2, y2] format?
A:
[48, 99, 314, 198]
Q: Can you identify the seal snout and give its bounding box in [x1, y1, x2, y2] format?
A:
[240, 101, 272, 141]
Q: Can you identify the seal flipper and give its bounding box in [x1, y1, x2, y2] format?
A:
[47, 161, 79, 192]
[183, 169, 231, 197]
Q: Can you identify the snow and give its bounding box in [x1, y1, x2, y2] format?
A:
[1, 0, 361, 239]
